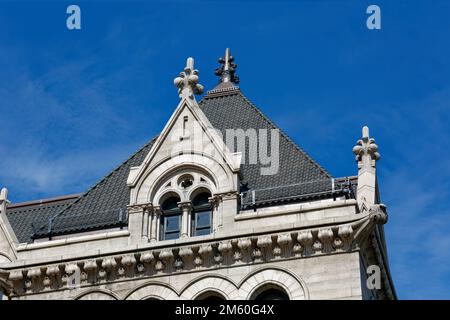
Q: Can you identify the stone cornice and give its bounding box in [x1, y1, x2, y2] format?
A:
[236, 199, 358, 221]
[14, 230, 130, 252]
[4, 210, 371, 268]
[0, 207, 387, 297]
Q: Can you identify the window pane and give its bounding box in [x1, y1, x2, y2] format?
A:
[165, 215, 180, 232]
[164, 231, 179, 240]
[196, 211, 211, 228]
[195, 227, 211, 236]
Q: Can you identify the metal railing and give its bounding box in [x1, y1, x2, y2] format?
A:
[32, 207, 128, 240]
[239, 178, 355, 208]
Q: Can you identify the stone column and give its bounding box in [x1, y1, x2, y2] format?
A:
[142, 205, 151, 241]
[150, 206, 161, 243]
[178, 202, 192, 238]
[208, 195, 220, 232]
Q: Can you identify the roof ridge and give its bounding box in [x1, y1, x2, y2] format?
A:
[7, 193, 81, 209]
[235, 91, 332, 179]
[31, 136, 158, 237]
[205, 85, 240, 97]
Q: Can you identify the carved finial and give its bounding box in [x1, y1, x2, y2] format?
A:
[173, 57, 204, 100]
[352, 126, 380, 167]
[215, 48, 240, 84]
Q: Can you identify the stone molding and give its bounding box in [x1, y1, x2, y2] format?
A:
[0, 209, 386, 297]
[124, 266, 307, 300]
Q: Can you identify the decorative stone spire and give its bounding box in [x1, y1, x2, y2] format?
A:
[352, 126, 380, 169]
[352, 126, 380, 211]
[173, 57, 204, 100]
[215, 48, 239, 84]
[0, 187, 9, 213]
[0, 187, 7, 203]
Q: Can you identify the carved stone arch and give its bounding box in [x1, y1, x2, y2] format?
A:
[153, 168, 211, 202]
[239, 267, 309, 300]
[155, 189, 182, 207]
[0, 252, 12, 263]
[194, 289, 227, 300]
[143, 156, 224, 202]
[180, 274, 239, 300]
[187, 185, 213, 202]
[134, 153, 236, 204]
[74, 289, 119, 300]
[124, 281, 179, 300]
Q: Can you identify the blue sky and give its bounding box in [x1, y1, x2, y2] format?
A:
[0, 0, 449, 299]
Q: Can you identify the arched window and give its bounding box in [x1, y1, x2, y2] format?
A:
[253, 286, 289, 300]
[191, 192, 212, 236]
[160, 196, 182, 240]
[195, 291, 226, 301]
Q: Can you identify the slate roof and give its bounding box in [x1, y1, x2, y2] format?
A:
[6, 194, 80, 243]
[27, 138, 156, 241]
[200, 86, 338, 207]
[6, 84, 354, 243]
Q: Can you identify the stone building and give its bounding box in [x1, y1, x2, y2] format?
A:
[0, 49, 396, 300]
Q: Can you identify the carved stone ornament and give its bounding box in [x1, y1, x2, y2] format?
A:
[179, 247, 194, 261]
[159, 249, 174, 264]
[218, 241, 233, 254]
[369, 204, 388, 224]
[237, 238, 252, 250]
[353, 126, 380, 167]
[121, 255, 137, 268]
[46, 266, 60, 277]
[27, 268, 41, 279]
[173, 57, 204, 99]
[2, 215, 384, 295]
[140, 252, 154, 264]
[277, 233, 292, 247]
[297, 230, 314, 255]
[83, 260, 98, 273]
[101, 257, 117, 270]
[198, 244, 213, 257]
[318, 228, 334, 253]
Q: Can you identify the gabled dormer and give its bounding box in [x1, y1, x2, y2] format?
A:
[126, 57, 242, 244]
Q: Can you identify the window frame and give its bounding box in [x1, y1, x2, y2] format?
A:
[191, 192, 212, 237]
[160, 196, 182, 241]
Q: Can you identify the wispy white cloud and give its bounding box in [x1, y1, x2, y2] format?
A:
[0, 20, 162, 202]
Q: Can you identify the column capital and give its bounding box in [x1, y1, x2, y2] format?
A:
[152, 205, 162, 214]
[177, 201, 192, 210]
[143, 203, 153, 212]
[208, 195, 220, 207]
[127, 205, 144, 214]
